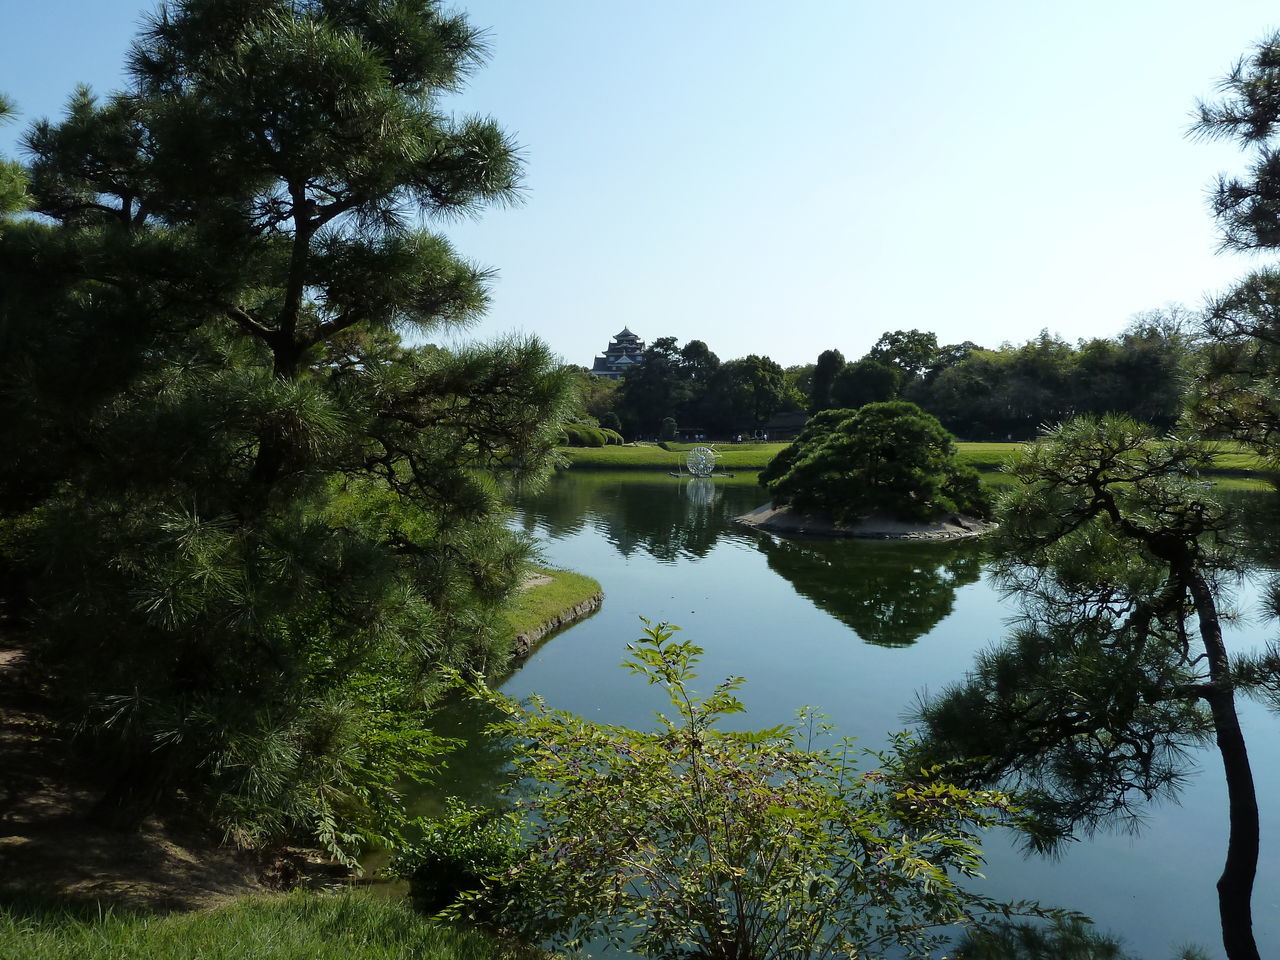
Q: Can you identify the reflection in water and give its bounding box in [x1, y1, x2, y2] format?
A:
[685, 476, 718, 507]
[517, 472, 760, 562]
[756, 536, 983, 647]
[418, 473, 1280, 956]
[517, 472, 984, 648]
[1226, 486, 1280, 569]
[413, 695, 517, 818]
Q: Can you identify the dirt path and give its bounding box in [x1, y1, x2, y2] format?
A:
[0, 647, 282, 913]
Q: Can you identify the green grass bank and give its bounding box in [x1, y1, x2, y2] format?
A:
[558, 441, 784, 471]
[0, 890, 531, 960]
[559, 441, 1277, 490]
[503, 567, 602, 645]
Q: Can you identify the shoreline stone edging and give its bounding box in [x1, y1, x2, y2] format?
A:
[735, 502, 996, 541]
[511, 592, 604, 661]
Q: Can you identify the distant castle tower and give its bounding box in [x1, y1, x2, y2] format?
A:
[589, 327, 645, 380]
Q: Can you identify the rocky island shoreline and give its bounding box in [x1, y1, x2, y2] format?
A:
[736, 502, 996, 541]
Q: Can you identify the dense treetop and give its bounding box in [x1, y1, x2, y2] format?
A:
[592, 313, 1194, 442]
[0, 0, 573, 860]
[760, 402, 988, 522]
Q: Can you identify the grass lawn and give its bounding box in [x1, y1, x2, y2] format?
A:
[0, 890, 529, 960]
[559, 441, 1276, 486]
[1201, 442, 1274, 473]
[559, 443, 787, 471]
[503, 567, 601, 640]
[954, 443, 1022, 472]
[956, 440, 1273, 486]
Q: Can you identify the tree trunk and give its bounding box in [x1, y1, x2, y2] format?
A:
[242, 337, 303, 512]
[1184, 563, 1261, 960]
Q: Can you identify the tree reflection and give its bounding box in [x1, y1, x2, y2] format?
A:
[755, 536, 982, 647]
[409, 695, 517, 818]
[912, 420, 1269, 960]
[1224, 485, 1280, 571]
[515, 473, 761, 562]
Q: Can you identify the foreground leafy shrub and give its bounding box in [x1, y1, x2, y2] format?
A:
[391, 800, 528, 922]
[762, 401, 989, 521]
[464, 621, 1064, 960]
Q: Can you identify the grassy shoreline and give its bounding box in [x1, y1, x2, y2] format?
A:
[0, 571, 604, 960]
[558, 441, 1277, 489]
[503, 567, 602, 645]
[556, 441, 783, 471]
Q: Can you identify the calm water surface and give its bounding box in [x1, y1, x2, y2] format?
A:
[434, 471, 1280, 959]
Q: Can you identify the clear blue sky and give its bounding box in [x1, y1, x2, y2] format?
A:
[4, 1, 1280, 368]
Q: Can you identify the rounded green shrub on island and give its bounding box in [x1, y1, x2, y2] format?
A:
[760, 401, 989, 522]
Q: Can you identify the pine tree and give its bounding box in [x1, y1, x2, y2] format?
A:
[0, 0, 573, 861]
[1191, 32, 1280, 460]
[0, 95, 27, 215]
[915, 417, 1262, 960]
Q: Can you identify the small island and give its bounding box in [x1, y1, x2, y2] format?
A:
[738, 401, 994, 541]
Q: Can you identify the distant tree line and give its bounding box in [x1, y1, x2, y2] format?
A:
[794, 311, 1195, 440]
[569, 338, 803, 441]
[580, 308, 1195, 442]
[844, 315, 1192, 440]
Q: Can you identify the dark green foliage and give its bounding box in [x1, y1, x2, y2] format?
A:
[678, 338, 720, 384]
[0, 0, 574, 860]
[831, 356, 900, 408]
[617, 338, 800, 437]
[955, 918, 1141, 960]
[788, 321, 1187, 445]
[617, 336, 684, 435]
[658, 416, 677, 441]
[560, 422, 609, 447]
[808, 347, 845, 412]
[1195, 31, 1280, 252]
[868, 328, 939, 382]
[913, 416, 1263, 960]
[614, 317, 1191, 442]
[914, 592, 1213, 843]
[763, 401, 989, 522]
[756, 536, 982, 647]
[757, 407, 858, 489]
[907, 321, 1191, 440]
[716, 353, 789, 426]
[0, 95, 27, 215]
[598, 410, 622, 433]
[391, 800, 528, 923]
[1192, 267, 1280, 458]
[572, 369, 622, 425]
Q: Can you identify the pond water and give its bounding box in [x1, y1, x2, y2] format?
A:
[432, 471, 1280, 959]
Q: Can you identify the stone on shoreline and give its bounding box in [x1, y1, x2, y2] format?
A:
[511, 592, 604, 660]
[735, 502, 995, 541]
